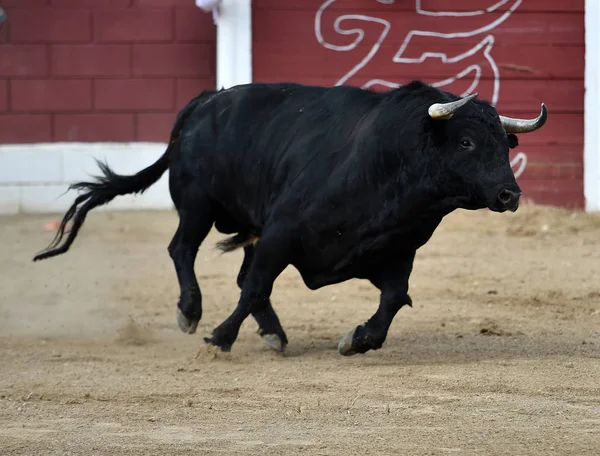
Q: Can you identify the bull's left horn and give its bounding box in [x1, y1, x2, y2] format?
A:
[500, 103, 548, 133]
[428, 93, 478, 120]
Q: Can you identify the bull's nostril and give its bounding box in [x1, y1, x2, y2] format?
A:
[498, 190, 513, 204]
[494, 189, 521, 212]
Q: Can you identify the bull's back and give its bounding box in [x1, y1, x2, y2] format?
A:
[204, 83, 382, 227]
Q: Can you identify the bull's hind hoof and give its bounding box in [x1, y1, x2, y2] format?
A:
[338, 327, 358, 356]
[203, 336, 232, 352]
[262, 333, 286, 353]
[177, 308, 199, 334]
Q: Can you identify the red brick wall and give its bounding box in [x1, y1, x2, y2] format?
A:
[0, 0, 216, 144]
[252, 0, 585, 208]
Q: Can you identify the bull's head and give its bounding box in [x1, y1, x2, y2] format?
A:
[427, 93, 547, 212]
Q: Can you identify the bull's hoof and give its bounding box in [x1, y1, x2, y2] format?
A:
[203, 336, 232, 352]
[176, 308, 199, 335]
[338, 327, 358, 356]
[262, 333, 286, 353]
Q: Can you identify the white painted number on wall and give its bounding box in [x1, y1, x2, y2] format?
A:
[315, 0, 527, 179]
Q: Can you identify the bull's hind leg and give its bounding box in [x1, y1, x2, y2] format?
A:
[238, 245, 288, 352]
[204, 229, 291, 352]
[168, 197, 213, 334]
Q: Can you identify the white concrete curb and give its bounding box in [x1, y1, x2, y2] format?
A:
[0, 142, 173, 214]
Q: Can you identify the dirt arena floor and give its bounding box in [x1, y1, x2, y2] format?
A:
[1, 204, 599, 455]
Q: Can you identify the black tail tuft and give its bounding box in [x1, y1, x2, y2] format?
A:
[32, 88, 213, 262]
[32, 88, 214, 263]
[215, 233, 259, 253]
[32, 153, 169, 262]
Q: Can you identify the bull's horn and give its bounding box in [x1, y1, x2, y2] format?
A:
[499, 103, 548, 133]
[428, 93, 478, 120]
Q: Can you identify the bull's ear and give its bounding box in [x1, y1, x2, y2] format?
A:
[507, 133, 519, 149]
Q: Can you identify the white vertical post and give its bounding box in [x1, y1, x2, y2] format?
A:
[216, 0, 253, 90]
[585, 0, 600, 211]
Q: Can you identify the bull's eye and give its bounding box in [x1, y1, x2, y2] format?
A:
[460, 138, 474, 150]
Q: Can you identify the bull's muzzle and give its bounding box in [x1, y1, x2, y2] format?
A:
[497, 189, 521, 212]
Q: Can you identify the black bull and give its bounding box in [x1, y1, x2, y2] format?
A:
[33, 81, 547, 356]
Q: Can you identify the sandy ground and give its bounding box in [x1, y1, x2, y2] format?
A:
[1, 204, 599, 455]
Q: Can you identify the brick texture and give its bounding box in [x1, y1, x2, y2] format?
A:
[55, 114, 135, 142]
[0, 114, 52, 143]
[175, 8, 216, 42]
[51, 45, 131, 77]
[94, 9, 173, 42]
[132, 44, 214, 77]
[51, 0, 132, 7]
[0, 22, 7, 44]
[134, 0, 195, 7]
[9, 9, 92, 43]
[176, 78, 214, 108]
[519, 179, 584, 209]
[0, 81, 7, 111]
[3, 0, 49, 6]
[136, 112, 177, 142]
[0, 45, 48, 77]
[95, 79, 174, 111]
[1, 3, 215, 144]
[11, 80, 92, 112]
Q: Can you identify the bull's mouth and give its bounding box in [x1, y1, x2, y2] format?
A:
[507, 199, 520, 212]
[488, 204, 509, 213]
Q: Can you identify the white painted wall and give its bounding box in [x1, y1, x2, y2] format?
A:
[0, 143, 172, 215]
[585, 0, 600, 211]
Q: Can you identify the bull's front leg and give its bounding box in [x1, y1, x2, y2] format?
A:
[338, 251, 415, 356]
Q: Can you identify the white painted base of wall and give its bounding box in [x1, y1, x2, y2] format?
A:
[0, 142, 173, 215]
[585, 0, 600, 212]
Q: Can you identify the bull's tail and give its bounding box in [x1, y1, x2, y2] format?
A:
[216, 234, 259, 253]
[32, 91, 209, 262]
[32, 153, 170, 262]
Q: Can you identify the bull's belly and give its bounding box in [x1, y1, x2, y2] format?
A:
[290, 229, 426, 290]
[293, 263, 363, 290]
[291, 245, 369, 290]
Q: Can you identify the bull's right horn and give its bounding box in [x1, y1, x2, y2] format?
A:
[428, 93, 478, 120]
